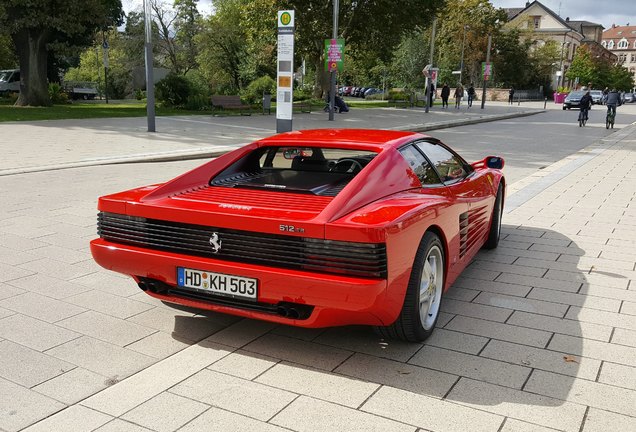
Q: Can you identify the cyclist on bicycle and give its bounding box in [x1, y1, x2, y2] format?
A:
[606, 88, 621, 117]
[579, 91, 593, 122]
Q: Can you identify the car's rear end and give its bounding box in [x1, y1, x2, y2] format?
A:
[91, 130, 425, 327]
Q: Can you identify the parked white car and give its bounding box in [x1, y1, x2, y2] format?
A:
[0, 69, 20, 95]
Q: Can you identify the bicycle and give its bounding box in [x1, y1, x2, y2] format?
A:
[606, 106, 616, 129]
[578, 108, 588, 127]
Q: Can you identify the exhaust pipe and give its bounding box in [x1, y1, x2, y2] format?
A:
[287, 308, 300, 319]
[276, 306, 289, 317]
[138, 280, 148, 291]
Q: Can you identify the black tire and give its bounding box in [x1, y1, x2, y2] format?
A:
[375, 232, 444, 342]
[606, 119, 610, 129]
[483, 184, 503, 250]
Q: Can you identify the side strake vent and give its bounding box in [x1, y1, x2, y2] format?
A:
[459, 205, 489, 258]
[97, 212, 387, 279]
[459, 212, 469, 258]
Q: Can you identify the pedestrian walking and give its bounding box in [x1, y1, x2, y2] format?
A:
[454, 83, 464, 108]
[467, 83, 476, 108]
[429, 82, 436, 108]
[508, 86, 515, 105]
[441, 83, 450, 108]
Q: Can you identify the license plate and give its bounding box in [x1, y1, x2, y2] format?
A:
[177, 267, 257, 300]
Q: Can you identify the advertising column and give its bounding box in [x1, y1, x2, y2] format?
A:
[276, 10, 295, 133]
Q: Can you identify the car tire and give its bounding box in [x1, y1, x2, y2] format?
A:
[375, 231, 444, 342]
[483, 184, 503, 250]
[562, 106, 566, 110]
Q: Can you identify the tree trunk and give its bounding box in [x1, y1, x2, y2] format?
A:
[12, 28, 51, 106]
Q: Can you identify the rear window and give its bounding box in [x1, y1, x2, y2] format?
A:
[211, 146, 377, 196]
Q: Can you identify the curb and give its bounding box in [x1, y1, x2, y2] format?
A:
[0, 109, 544, 177]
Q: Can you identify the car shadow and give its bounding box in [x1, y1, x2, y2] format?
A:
[168, 224, 592, 430]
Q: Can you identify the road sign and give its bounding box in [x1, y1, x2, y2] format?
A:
[277, 10, 295, 132]
[482, 62, 494, 80]
[324, 39, 344, 72]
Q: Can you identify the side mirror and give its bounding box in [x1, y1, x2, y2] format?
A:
[486, 156, 504, 170]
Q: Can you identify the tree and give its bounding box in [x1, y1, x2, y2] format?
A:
[0, 0, 124, 106]
[241, 0, 444, 96]
[565, 45, 598, 87]
[174, 0, 201, 74]
[0, 34, 18, 70]
[491, 29, 533, 88]
[196, 2, 249, 93]
[607, 63, 635, 91]
[528, 39, 560, 92]
[434, 0, 506, 87]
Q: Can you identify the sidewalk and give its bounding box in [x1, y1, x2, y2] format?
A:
[0, 104, 635, 432]
[0, 102, 543, 176]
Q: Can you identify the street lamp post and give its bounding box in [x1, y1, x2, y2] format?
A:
[558, 30, 573, 90]
[425, 17, 437, 113]
[328, 0, 339, 121]
[143, 0, 156, 132]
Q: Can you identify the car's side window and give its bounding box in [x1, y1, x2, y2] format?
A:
[416, 142, 469, 184]
[399, 145, 442, 186]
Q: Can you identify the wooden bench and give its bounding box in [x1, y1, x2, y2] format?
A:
[211, 95, 251, 115]
[294, 101, 312, 113]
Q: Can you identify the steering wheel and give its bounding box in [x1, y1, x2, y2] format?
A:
[330, 158, 363, 173]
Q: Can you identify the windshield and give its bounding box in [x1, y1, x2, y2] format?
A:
[568, 91, 584, 98]
[210, 146, 378, 196]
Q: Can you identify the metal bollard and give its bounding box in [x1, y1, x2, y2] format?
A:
[544, 97, 547, 109]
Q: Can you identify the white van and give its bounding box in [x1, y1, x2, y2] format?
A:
[0, 69, 20, 94]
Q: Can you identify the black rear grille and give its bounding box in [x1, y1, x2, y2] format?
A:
[97, 212, 387, 278]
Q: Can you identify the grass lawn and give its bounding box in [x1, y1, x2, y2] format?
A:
[0, 98, 392, 123]
[0, 100, 215, 122]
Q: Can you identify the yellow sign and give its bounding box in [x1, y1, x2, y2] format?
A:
[280, 11, 292, 26]
[278, 76, 291, 87]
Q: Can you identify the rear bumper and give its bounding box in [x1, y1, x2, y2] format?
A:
[90, 238, 392, 327]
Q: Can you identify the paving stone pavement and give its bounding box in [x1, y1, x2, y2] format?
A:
[0, 107, 635, 432]
[0, 102, 542, 176]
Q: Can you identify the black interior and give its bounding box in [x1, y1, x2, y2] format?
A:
[210, 147, 375, 196]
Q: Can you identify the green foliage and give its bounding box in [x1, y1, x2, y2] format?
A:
[241, 76, 275, 104]
[64, 31, 132, 99]
[0, 34, 17, 69]
[48, 83, 69, 104]
[174, 0, 202, 74]
[196, 4, 248, 93]
[607, 63, 635, 91]
[0, 0, 124, 106]
[184, 94, 209, 110]
[565, 45, 598, 86]
[564, 45, 634, 91]
[492, 29, 533, 87]
[434, 0, 507, 86]
[388, 90, 409, 100]
[156, 73, 191, 107]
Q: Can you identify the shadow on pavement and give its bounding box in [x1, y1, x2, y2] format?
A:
[164, 225, 588, 431]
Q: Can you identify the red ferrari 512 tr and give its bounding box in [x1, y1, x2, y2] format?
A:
[91, 129, 505, 341]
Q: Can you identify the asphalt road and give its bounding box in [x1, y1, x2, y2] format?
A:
[76, 104, 636, 194]
[431, 105, 636, 184]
